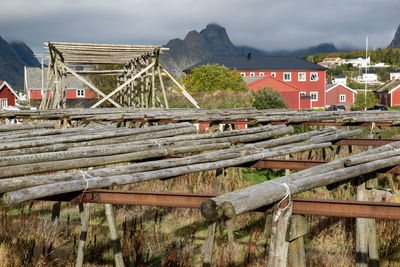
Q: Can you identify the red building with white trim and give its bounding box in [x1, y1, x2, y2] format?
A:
[325, 84, 357, 106]
[0, 81, 19, 108]
[388, 84, 400, 107]
[184, 55, 328, 108]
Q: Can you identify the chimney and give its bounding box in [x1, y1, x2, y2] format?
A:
[247, 52, 252, 60]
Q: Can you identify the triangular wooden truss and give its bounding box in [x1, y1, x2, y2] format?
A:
[41, 41, 199, 110]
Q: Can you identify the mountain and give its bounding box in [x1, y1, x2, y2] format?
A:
[160, 23, 340, 76]
[0, 36, 39, 89]
[388, 24, 400, 48]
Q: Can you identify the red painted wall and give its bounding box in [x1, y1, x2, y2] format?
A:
[391, 88, 400, 106]
[300, 97, 311, 109]
[239, 70, 326, 108]
[326, 86, 355, 106]
[0, 85, 16, 106]
[29, 89, 97, 100]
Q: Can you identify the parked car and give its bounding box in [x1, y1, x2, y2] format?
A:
[367, 105, 388, 111]
[326, 104, 346, 111]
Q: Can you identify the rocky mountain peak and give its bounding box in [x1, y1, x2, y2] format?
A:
[388, 24, 400, 48]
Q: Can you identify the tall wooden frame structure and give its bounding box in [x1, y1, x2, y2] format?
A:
[40, 41, 199, 110]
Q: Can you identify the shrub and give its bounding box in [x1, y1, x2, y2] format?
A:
[250, 87, 288, 109]
[353, 91, 379, 110]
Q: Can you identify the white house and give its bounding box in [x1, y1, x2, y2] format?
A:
[390, 70, 400, 80]
[346, 57, 370, 67]
[332, 76, 347, 85]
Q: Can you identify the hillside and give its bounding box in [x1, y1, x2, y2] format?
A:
[161, 23, 342, 76]
[0, 36, 39, 89]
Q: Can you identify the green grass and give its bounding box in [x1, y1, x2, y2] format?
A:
[242, 168, 285, 184]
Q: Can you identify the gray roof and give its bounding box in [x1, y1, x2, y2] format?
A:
[243, 76, 262, 84]
[326, 84, 335, 91]
[335, 75, 346, 78]
[26, 67, 87, 89]
[390, 69, 400, 73]
[183, 56, 328, 72]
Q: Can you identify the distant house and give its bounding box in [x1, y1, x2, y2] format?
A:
[0, 81, 20, 109]
[355, 69, 379, 84]
[247, 76, 311, 109]
[325, 84, 357, 106]
[318, 57, 345, 67]
[25, 67, 99, 108]
[332, 75, 347, 85]
[346, 57, 370, 67]
[375, 80, 400, 106]
[184, 55, 328, 108]
[390, 70, 400, 80]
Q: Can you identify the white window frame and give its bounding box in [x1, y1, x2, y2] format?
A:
[300, 91, 307, 96]
[310, 72, 319, 81]
[271, 72, 276, 77]
[241, 73, 246, 77]
[283, 72, 291, 81]
[298, 72, 306, 82]
[259, 72, 265, 77]
[76, 89, 85, 98]
[0, 98, 8, 108]
[339, 94, 346, 102]
[310, 92, 318, 101]
[250, 72, 255, 77]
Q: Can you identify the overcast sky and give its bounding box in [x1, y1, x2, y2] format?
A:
[1, 0, 399, 55]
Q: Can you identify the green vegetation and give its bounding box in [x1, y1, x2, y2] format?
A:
[353, 91, 379, 110]
[250, 87, 288, 109]
[183, 64, 247, 93]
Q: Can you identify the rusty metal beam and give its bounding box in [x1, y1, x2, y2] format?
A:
[334, 138, 400, 146]
[239, 158, 328, 169]
[41, 190, 400, 220]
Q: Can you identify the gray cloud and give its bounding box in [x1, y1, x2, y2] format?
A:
[0, 0, 399, 54]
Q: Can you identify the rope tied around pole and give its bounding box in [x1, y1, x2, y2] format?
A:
[79, 171, 101, 202]
[271, 182, 292, 223]
[151, 140, 168, 155]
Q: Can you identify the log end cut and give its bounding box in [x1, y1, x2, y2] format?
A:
[200, 199, 219, 221]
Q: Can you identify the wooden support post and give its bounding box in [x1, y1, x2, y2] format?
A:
[287, 215, 307, 267]
[105, 204, 124, 267]
[76, 203, 90, 267]
[267, 201, 293, 267]
[51, 201, 61, 225]
[334, 145, 342, 160]
[356, 177, 368, 267]
[203, 168, 223, 267]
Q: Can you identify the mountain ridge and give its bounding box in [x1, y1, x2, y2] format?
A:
[388, 24, 400, 48]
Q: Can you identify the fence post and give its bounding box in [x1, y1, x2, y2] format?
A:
[287, 215, 307, 267]
[76, 203, 90, 267]
[105, 204, 125, 267]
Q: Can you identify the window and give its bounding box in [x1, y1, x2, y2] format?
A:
[259, 72, 265, 77]
[310, 92, 318, 101]
[283, 72, 291, 81]
[241, 73, 246, 77]
[310, 72, 319, 81]
[250, 72, 255, 77]
[0, 99, 8, 108]
[340, 94, 346, 102]
[271, 72, 276, 77]
[76, 89, 85, 97]
[298, 72, 306, 81]
[300, 92, 307, 96]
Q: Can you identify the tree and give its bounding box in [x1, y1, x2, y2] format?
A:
[353, 91, 379, 110]
[251, 87, 288, 109]
[183, 64, 247, 93]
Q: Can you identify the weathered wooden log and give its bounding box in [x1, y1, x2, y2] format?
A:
[0, 123, 194, 151]
[0, 121, 55, 132]
[0, 142, 231, 178]
[1, 142, 331, 206]
[203, 155, 400, 221]
[345, 148, 400, 166]
[0, 128, 330, 192]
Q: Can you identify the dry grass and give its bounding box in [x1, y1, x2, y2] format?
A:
[0, 145, 400, 266]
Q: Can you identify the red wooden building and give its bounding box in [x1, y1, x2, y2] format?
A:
[184, 54, 328, 108]
[25, 67, 98, 108]
[247, 76, 311, 109]
[388, 84, 400, 107]
[0, 81, 19, 108]
[325, 84, 357, 106]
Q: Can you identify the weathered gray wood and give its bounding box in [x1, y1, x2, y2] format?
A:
[267, 201, 293, 267]
[356, 178, 368, 267]
[105, 204, 125, 267]
[205, 140, 400, 220]
[76, 203, 90, 267]
[1, 142, 331, 206]
[0, 122, 55, 132]
[0, 129, 327, 192]
[287, 215, 307, 267]
[51, 201, 61, 225]
[345, 148, 400, 166]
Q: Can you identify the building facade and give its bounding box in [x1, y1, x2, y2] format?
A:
[325, 84, 357, 106]
[184, 55, 328, 108]
[0, 81, 19, 108]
